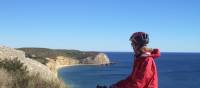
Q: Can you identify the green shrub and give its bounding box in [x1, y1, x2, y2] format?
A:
[0, 58, 28, 75]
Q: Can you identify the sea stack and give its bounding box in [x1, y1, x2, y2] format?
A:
[94, 53, 110, 65]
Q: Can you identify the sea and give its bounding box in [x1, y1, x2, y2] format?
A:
[58, 52, 200, 88]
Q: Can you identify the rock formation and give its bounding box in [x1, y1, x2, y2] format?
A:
[46, 56, 80, 75]
[0, 45, 111, 88]
[0, 45, 57, 80]
[81, 53, 110, 65]
[94, 53, 110, 64]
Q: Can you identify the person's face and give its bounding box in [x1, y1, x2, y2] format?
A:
[131, 41, 137, 51]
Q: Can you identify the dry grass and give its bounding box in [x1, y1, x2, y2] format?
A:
[0, 68, 12, 88]
[0, 59, 68, 88]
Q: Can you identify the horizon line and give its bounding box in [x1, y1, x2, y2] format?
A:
[1, 45, 199, 53]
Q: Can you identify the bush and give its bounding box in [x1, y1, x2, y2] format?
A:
[18, 48, 98, 60]
[0, 58, 28, 75]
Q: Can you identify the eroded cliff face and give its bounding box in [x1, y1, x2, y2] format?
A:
[46, 53, 110, 74]
[46, 56, 80, 74]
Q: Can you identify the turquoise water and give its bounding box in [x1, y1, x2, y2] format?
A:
[58, 52, 200, 88]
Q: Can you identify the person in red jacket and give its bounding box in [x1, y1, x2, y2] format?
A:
[110, 32, 161, 88]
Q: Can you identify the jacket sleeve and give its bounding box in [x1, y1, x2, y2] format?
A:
[151, 49, 161, 59]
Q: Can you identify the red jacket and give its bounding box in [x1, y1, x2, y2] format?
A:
[112, 49, 160, 88]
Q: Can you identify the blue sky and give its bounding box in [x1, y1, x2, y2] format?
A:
[0, 0, 200, 52]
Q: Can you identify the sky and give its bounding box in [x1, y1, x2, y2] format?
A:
[0, 0, 200, 52]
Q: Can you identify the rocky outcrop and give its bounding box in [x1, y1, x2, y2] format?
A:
[0, 45, 58, 80]
[81, 53, 110, 65]
[94, 53, 110, 64]
[0, 46, 25, 60]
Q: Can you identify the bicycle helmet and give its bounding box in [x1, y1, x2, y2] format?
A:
[130, 32, 149, 45]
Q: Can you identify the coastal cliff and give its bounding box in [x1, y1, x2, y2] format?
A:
[18, 48, 111, 75]
[0, 46, 66, 88]
[46, 53, 110, 74]
[0, 46, 55, 80]
[0, 46, 111, 88]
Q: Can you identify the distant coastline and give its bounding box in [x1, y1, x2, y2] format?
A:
[0, 45, 112, 88]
